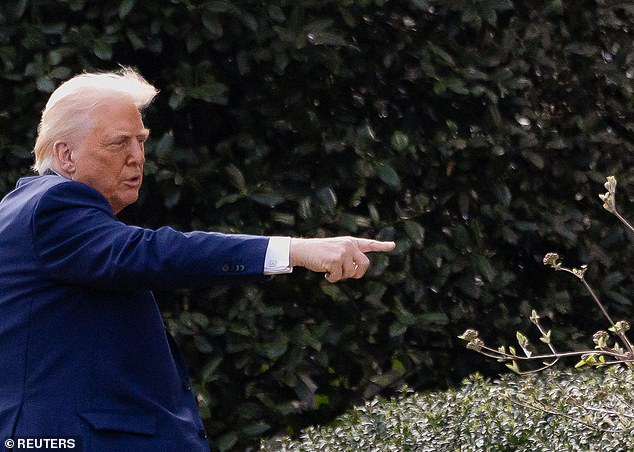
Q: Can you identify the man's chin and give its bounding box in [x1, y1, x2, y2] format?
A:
[112, 194, 139, 215]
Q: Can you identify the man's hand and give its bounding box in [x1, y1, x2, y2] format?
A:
[289, 237, 396, 283]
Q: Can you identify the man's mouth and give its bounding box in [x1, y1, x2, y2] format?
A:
[124, 175, 142, 187]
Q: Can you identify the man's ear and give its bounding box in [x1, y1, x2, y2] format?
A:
[52, 141, 76, 175]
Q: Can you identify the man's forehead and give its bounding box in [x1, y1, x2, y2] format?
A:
[89, 102, 147, 134]
[92, 100, 143, 121]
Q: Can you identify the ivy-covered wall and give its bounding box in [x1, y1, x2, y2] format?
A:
[2, 1, 634, 449]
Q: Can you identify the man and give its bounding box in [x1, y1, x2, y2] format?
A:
[0, 68, 395, 451]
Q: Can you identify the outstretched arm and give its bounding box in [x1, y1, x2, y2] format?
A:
[289, 237, 396, 283]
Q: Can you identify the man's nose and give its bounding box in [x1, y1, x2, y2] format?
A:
[128, 141, 145, 165]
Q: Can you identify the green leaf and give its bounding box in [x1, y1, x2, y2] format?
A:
[376, 163, 401, 189]
[404, 221, 425, 248]
[391, 357, 406, 374]
[201, 356, 223, 382]
[225, 163, 247, 194]
[606, 291, 632, 306]
[396, 308, 416, 326]
[321, 281, 346, 302]
[268, 5, 286, 22]
[216, 432, 238, 452]
[12, 0, 29, 20]
[228, 323, 253, 337]
[545, 0, 564, 15]
[505, 361, 520, 374]
[297, 325, 322, 351]
[491, 0, 514, 11]
[462, 66, 489, 80]
[303, 19, 335, 33]
[314, 394, 330, 409]
[516, 331, 528, 348]
[368, 370, 401, 390]
[205, 0, 240, 14]
[190, 312, 210, 328]
[602, 272, 626, 290]
[566, 42, 600, 57]
[125, 30, 144, 50]
[118, 0, 136, 18]
[316, 187, 338, 210]
[446, 77, 469, 95]
[473, 254, 495, 283]
[215, 194, 243, 208]
[390, 131, 410, 151]
[389, 321, 408, 337]
[420, 313, 450, 325]
[263, 335, 288, 360]
[163, 186, 181, 209]
[272, 212, 295, 226]
[514, 221, 539, 232]
[574, 359, 587, 369]
[237, 402, 260, 420]
[250, 193, 286, 207]
[188, 82, 228, 104]
[154, 131, 174, 159]
[546, 136, 567, 150]
[36, 76, 55, 93]
[241, 13, 258, 32]
[335, 212, 359, 232]
[242, 422, 271, 436]
[307, 32, 347, 47]
[409, 0, 431, 10]
[93, 39, 112, 61]
[48, 66, 71, 81]
[205, 320, 226, 336]
[168, 87, 186, 110]
[194, 335, 213, 354]
[493, 183, 512, 207]
[427, 42, 455, 67]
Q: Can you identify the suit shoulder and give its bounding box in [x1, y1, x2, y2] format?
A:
[1, 176, 89, 214]
[32, 177, 112, 215]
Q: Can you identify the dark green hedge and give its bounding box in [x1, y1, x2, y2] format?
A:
[2, 0, 634, 449]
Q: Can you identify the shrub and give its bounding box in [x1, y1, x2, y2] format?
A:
[261, 367, 634, 451]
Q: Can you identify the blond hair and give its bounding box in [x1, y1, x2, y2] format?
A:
[32, 67, 159, 174]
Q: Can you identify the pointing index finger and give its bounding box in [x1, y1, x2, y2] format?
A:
[356, 238, 396, 253]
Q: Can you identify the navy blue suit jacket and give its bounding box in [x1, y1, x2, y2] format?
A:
[0, 174, 270, 451]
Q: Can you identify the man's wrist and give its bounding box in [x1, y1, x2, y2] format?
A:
[289, 237, 307, 268]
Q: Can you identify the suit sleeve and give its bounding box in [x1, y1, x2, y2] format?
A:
[31, 181, 270, 291]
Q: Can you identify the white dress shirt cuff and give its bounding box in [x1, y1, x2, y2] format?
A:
[263, 237, 293, 275]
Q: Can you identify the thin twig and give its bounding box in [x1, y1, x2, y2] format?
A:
[580, 279, 615, 326]
[507, 398, 609, 433]
[613, 208, 634, 235]
[479, 344, 629, 362]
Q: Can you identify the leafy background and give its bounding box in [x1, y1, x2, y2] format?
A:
[2, 0, 634, 449]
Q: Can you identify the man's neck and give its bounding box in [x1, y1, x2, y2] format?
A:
[46, 166, 69, 178]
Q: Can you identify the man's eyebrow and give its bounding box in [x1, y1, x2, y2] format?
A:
[110, 128, 151, 139]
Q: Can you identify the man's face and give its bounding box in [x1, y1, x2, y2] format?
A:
[70, 100, 149, 214]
